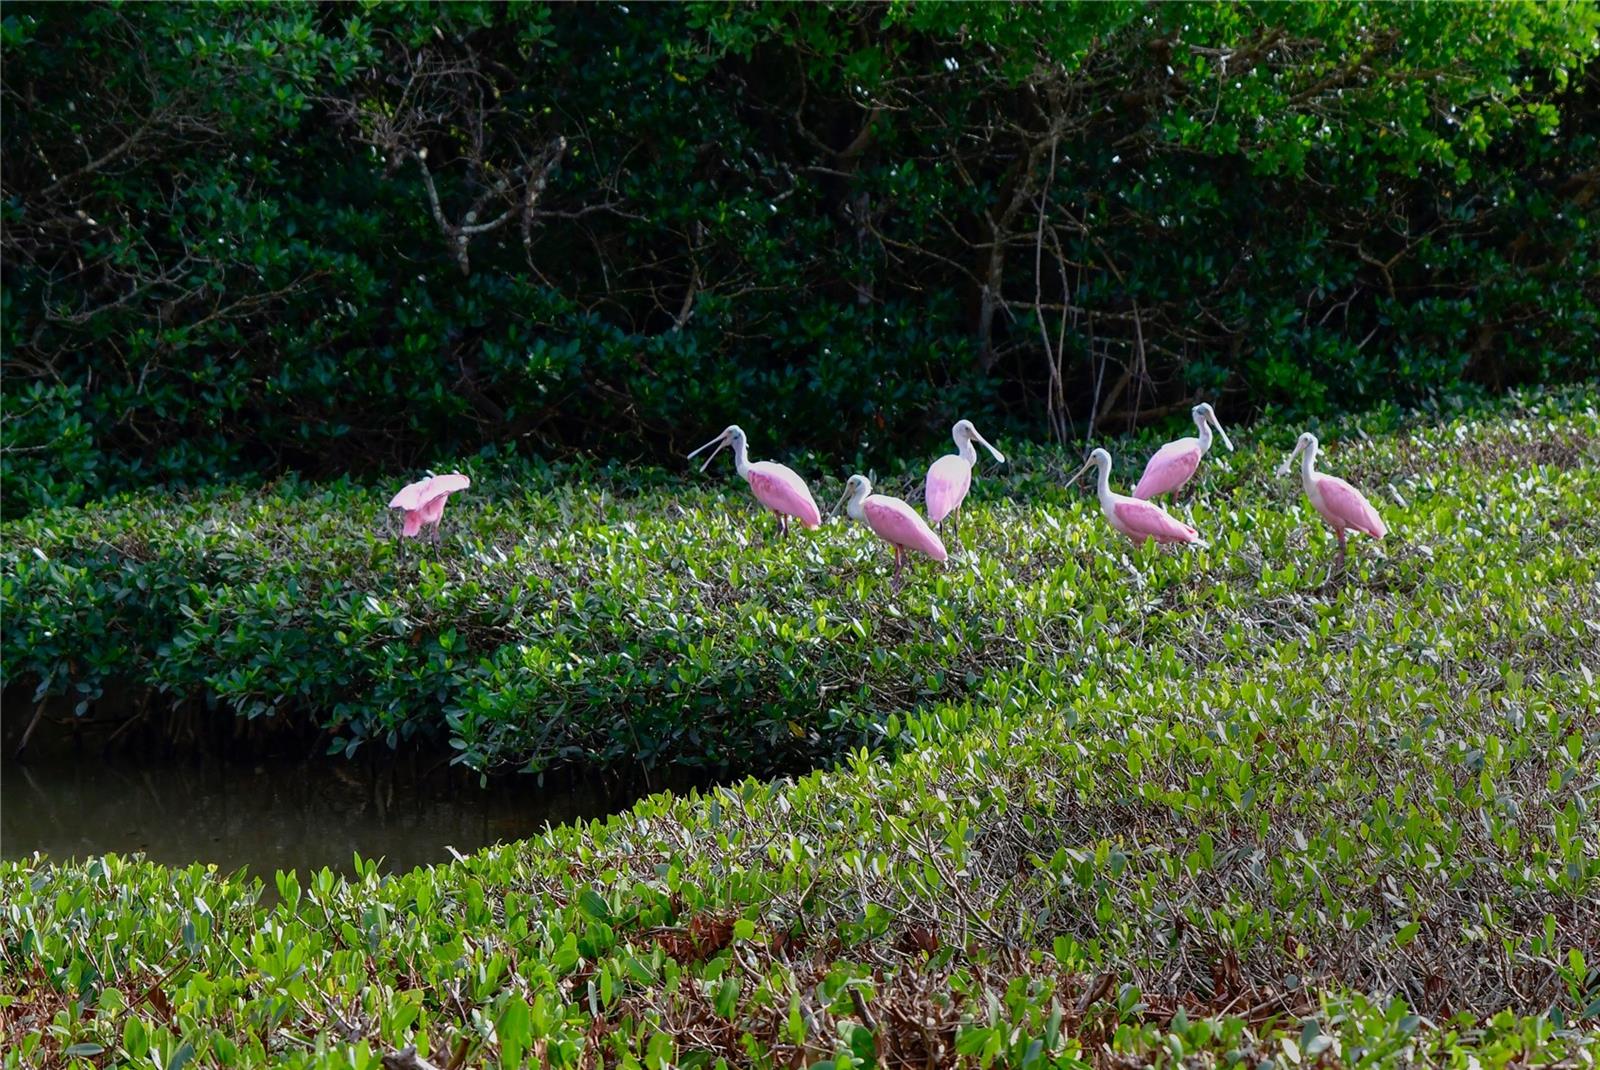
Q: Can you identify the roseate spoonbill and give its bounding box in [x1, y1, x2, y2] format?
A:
[1133, 402, 1233, 501]
[1070, 448, 1203, 546]
[688, 424, 822, 536]
[925, 419, 1006, 542]
[835, 474, 948, 586]
[1278, 432, 1385, 573]
[389, 473, 471, 545]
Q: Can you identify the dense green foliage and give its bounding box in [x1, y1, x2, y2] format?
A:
[4, 392, 1599, 1067]
[4, 389, 1597, 773]
[4, 2, 1598, 515]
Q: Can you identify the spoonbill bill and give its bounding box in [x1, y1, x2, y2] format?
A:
[1070, 448, 1203, 546]
[389, 473, 471, 544]
[1133, 402, 1233, 500]
[688, 424, 821, 536]
[925, 419, 1005, 541]
[1278, 432, 1385, 572]
[835, 474, 947, 587]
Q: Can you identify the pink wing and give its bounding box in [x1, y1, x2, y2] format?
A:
[1315, 475, 1386, 538]
[389, 477, 434, 511]
[924, 454, 971, 523]
[425, 473, 471, 497]
[419, 493, 449, 525]
[400, 510, 425, 538]
[416, 473, 470, 526]
[864, 495, 948, 561]
[390, 473, 467, 511]
[746, 462, 821, 528]
[1132, 439, 1200, 499]
[1111, 498, 1200, 545]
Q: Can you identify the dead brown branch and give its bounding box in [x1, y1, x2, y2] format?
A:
[324, 45, 569, 275]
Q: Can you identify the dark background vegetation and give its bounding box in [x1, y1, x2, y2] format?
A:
[3, 1, 1597, 516]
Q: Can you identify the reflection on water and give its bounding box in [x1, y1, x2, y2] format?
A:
[1, 755, 637, 878]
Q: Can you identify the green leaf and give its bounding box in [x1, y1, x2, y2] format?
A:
[578, 888, 611, 922]
[713, 975, 739, 1019]
[498, 996, 531, 1069]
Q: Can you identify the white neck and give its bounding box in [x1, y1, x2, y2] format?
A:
[1299, 440, 1319, 491]
[731, 435, 750, 478]
[956, 435, 977, 466]
[1094, 456, 1115, 507]
[1196, 417, 1213, 455]
[845, 482, 870, 520]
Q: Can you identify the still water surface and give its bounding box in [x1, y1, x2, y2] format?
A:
[1, 755, 637, 878]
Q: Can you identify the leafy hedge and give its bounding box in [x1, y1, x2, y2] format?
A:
[4, 2, 1599, 515]
[4, 388, 1597, 778]
[3, 394, 1598, 1065]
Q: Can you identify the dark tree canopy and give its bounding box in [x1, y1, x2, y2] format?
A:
[3, 1, 1597, 514]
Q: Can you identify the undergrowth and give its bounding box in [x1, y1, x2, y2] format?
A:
[1, 388, 1598, 1066]
[4, 389, 1597, 778]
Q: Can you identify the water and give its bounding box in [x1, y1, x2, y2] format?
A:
[1, 755, 639, 879]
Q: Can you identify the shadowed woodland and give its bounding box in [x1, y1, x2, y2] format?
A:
[4, 3, 1597, 516]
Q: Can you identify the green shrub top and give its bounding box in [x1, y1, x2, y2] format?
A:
[4, 389, 1596, 778]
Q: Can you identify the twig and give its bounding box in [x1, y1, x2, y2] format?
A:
[14, 699, 48, 759]
[382, 1047, 443, 1070]
[1033, 142, 1066, 443]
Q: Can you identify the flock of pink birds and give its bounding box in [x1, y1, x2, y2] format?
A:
[389, 403, 1386, 583]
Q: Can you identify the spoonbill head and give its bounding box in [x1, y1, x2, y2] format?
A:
[835, 473, 947, 587]
[1279, 432, 1385, 573]
[1070, 448, 1202, 547]
[687, 424, 747, 473]
[926, 419, 1006, 534]
[953, 419, 1006, 464]
[1132, 402, 1232, 501]
[1193, 403, 1233, 452]
[689, 424, 821, 535]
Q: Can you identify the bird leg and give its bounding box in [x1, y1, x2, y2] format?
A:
[778, 514, 789, 539]
[892, 546, 905, 590]
[951, 510, 961, 550]
[1326, 529, 1348, 586]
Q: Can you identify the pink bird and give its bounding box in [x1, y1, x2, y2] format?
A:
[925, 419, 1006, 542]
[388, 473, 471, 544]
[1070, 448, 1203, 546]
[836, 474, 948, 586]
[1279, 431, 1386, 573]
[688, 424, 821, 536]
[1133, 402, 1233, 500]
